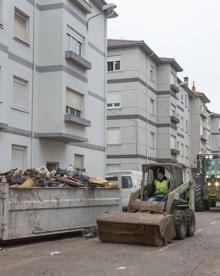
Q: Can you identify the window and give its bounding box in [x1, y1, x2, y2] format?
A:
[186, 120, 189, 133]
[170, 72, 176, 85]
[122, 176, 132, 189]
[181, 143, 184, 157]
[181, 93, 184, 101]
[177, 141, 179, 150]
[170, 103, 176, 116]
[107, 56, 121, 72]
[150, 98, 155, 115]
[107, 61, 120, 72]
[150, 132, 155, 148]
[181, 117, 184, 130]
[66, 33, 82, 56]
[107, 128, 121, 145]
[107, 93, 121, 109]
[11, 145, 27, 170]
[66, 88, 83, 117]
[170, 135, 176, 149]
[185, 95, 188, 107]
[47, 162, 59, 172]
[13, 76, 28, 111]
[14, 8, 29, 43]
[74, 154, 84, 169]
[150, 65, 155, 82]
[185, 145, 188, 158]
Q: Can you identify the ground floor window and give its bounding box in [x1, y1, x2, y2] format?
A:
[74, 154, 84, 169]
[11, 145, 27, 170]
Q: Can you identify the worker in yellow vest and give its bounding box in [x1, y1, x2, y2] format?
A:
[146, 167, 170, 202]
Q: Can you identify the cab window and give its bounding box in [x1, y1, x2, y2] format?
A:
[122, 176, 132, 189]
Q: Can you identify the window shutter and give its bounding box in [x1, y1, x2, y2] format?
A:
[107, 129, 121, 144]
[66, 88, 82, 111]
[74, 154, 84, 169]
[13, 77, 27, 109]
[15, 12, 26, 42]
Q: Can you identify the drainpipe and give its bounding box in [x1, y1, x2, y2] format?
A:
[103, 16, 107, 177]
[30, 0, 36, 168]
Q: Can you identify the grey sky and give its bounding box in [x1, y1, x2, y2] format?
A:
[108, 0, 220, 113]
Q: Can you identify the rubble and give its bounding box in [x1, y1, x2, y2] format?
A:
[0, 166, 118, 189]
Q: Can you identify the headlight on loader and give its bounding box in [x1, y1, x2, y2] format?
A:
[208, 182, 211, 186]
[215, 182, 219, 187]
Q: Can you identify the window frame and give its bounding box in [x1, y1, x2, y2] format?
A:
[66, 33, 82, 56]
[107, 60, 121, 72]
[107, 128, 121, 145]
[107, 93, 121, 109]
[74, 154, 84, 169]
[12, 76, 28, 112]
[14, 8, 29, 44]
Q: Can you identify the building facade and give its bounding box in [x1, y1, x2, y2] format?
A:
[190, 84, 211, 172]
[106, 39, 193, 180]
[0, 0, 116, 175]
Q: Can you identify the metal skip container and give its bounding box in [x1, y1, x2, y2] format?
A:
[0, 183, 120, 240]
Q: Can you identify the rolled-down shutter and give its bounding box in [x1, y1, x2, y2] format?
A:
[66, 88, 82, 111]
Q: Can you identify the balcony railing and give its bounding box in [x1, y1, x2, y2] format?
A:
[69, 0, 92, 13]
[65, 51, 92, 70]
[200, 133, 208, 141]
[170, 84, 179, 93]
[65, 114, 91, 127]
[170, 115, 180, 124]
[171, 148, 180, 155]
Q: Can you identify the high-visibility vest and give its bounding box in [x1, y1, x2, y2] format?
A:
[154, 179, 168, 195]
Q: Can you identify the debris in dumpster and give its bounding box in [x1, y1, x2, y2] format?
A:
[0, 166, 118, 189]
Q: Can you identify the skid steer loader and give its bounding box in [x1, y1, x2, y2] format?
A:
[97, 163, 195, 247]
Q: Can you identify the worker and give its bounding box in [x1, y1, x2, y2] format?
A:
[144, 167, 170, 201]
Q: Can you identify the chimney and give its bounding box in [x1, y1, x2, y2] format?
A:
[184, 77, 189, 86]
[192, 81, 196, 92]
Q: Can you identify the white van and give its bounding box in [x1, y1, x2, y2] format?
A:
[105, 171, 142, 210]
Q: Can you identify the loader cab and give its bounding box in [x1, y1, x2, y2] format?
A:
[106, 171, 142, 210]
[143, 164, 183, 197]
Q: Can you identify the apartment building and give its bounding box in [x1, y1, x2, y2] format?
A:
[210, 112, 220, 154]
[190, 83, 211, 172]
[106, 39, 193, 180]
[0, 0, 117, 175]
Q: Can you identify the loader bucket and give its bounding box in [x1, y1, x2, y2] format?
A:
[97, 212, 176, 247]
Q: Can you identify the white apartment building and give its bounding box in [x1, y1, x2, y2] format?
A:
[190, 83, 211, 173]
[0, 0, 117, 175]
[106, 39, 214, 182]
[106, 39, 193, 181]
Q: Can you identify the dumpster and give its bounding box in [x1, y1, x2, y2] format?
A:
[0, 183, 120, 240]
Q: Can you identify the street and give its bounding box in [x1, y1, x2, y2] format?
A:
[0, 211, 220, 276]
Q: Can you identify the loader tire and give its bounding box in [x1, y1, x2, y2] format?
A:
[173, 210, 187, 240]
[185, 209, 196, 237]
[210, 201, 216, 207]
[195, 185, 204, 212]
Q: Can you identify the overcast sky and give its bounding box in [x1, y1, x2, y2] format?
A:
[107, 0, 220, 113]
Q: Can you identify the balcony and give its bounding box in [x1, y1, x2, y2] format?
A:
[201, 111, 207, 119]
[170, 115, 180, 124]
[37, 132, 88, 143]
[65, 51, 92, 70]
[170, 84, 179, 93]
[69, 0, 92, 13]
[171, 148, 180, 155]
[64, 114, 91, 127]
[200, 133, 208, 141]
